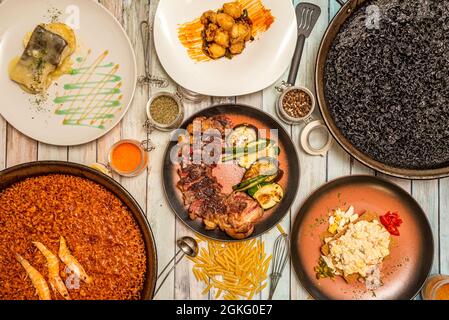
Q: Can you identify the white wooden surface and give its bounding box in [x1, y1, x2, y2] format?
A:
[0, 0, 445, 300]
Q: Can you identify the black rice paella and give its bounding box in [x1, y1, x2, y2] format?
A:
[325, 0, 449, 170]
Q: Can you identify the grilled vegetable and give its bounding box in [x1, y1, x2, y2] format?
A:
[243, 157, 278, 181]
[233, 174, 277, 192]
[226, 124, 258, 148]
[252, 183, 284, 210]
[222, 139, 273, 161]
[238, 144, 280, 169]
[247, 171, 284, 197]
[247, 182, 269, 197]
[315, 256, 335, 280]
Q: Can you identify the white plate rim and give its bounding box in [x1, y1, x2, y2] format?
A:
[0, 0, 138, 146]
[153, 0, 297, 97]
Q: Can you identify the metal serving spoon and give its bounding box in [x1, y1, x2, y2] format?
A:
[154, 236, 199, 296]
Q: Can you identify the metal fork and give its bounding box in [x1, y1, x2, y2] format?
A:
[287, 2, 321, 85]
[268, 233, 290, 300]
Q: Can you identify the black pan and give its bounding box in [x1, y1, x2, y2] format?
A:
[163, 103, 300, 241]
[290, 175, 434, 300]
[315, 0, 449, 179]
[0, 161, 158, 300]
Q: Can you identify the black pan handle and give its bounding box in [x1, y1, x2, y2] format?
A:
[336, 0, 346, 5]
[287, 34, 306, 86]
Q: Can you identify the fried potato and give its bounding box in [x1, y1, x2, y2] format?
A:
[214, 29, 230, 48]
[201, 10, 217, 25]
[230, 41, 245, 54]
[199, 2, 254, 60]
[231, 22, 251, 43]
[207, 43, 226, 59]
[217, 13, 235, 31]
[205, 23, 218, 42]
[223, 2, 243, 19]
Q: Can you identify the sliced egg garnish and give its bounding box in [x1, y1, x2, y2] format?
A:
[327, 206, 359, 234]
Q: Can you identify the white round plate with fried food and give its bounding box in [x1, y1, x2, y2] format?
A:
[154, 0, 297, 97]
[0, 0, 136, 146]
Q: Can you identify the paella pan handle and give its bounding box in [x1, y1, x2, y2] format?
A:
[336, 0, 346, 6]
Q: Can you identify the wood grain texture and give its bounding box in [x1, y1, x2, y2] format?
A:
[439, 178, 449, 274]
[145, 0, 178, 300]
[413, 180, 440, 274]
[120, 0, 150, 211]
[97, 0, 124, 182]
[6, 126, 38, 167]
[0, 115, 6, 169]
[0, 0, 5, 171]
[289, 0, 328, 300]
[0, 0, 4, 168]
[68, 141, 96, 164]
[38, 144, 67, 161]
[1, 0, 448, 301]
[351, 158, 375, 175]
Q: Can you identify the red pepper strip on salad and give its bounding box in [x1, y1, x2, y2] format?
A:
[380, 211, 403, 236]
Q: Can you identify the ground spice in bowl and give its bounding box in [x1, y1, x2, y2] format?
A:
[146, 92, 184, 132]
[282, 88, 313, 119]
[149, 96, 180, 125]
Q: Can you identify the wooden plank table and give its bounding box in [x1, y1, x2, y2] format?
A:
[0, 0, 445, 300]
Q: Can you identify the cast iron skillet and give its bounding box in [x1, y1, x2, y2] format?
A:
[316, 0, 449, 179]
[0, 161, 158, 300]
[290, 175, 434, 300]
[163, 103, 300, 241]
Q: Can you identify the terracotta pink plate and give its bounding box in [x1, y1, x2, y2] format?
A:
[290, 175, 434, 300]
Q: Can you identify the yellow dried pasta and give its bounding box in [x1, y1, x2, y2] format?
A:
[189, 238, 271, 300]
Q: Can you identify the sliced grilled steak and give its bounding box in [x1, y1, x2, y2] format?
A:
[224, 192, 264, 239]
[176, 115, 264, 239]
[177, 164, 213, 192]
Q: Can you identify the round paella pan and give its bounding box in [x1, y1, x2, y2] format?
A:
[0, 161, 157, 300]
[316, 0, 449, 179]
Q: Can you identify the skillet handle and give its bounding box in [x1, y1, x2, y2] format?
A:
[336, 0, 346, 5]
[287, 34, 305, 86]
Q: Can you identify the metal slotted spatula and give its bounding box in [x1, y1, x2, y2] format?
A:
[287, 2, 321, 85]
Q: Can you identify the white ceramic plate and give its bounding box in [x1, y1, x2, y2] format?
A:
[154, 0, 297, 97]
[0, 0, 136, 146]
